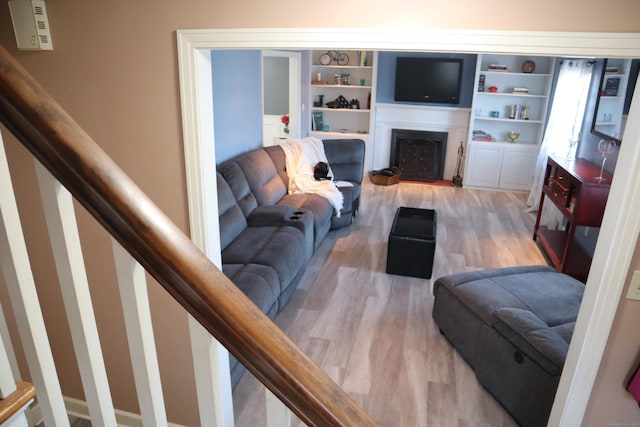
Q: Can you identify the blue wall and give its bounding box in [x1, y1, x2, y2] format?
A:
[211, 50, 263, 163]
[210, 50, 477, 163]
[376, 52, 477, 108]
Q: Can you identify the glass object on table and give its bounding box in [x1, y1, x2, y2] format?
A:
[594, 139, 616, 182]
[566, 133, 580, 160]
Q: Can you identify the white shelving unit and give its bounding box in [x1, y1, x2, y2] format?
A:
[592, 58, 632, 141]
[308, 50, 377, 138]
[464, 54, 555, 191]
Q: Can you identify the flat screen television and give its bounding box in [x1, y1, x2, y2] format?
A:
[394, 57, 463, 104]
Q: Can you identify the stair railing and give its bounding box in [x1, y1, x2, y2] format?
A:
[0, 43, 380, 427]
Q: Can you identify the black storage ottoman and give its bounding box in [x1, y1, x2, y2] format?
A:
[386, 207, 437, 278]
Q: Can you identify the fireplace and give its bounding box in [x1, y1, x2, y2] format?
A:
[390, 129, 448, 182]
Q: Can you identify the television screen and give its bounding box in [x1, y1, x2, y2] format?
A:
[394, 57, 463, 104]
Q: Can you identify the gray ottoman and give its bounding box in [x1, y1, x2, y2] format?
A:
[432, 265, 584, 427]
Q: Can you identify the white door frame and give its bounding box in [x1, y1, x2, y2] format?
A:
[176, 28, 640, 426]
[262, 50, 301, 142]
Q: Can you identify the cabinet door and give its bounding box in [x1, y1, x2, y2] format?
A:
[499, 147, 537, 191]
[465, 144, 503, 188]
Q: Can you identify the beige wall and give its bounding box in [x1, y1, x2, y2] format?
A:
[583, 238, 640, 425]
[1, 1, 640, 426]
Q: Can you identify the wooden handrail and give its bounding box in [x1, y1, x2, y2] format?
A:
[0, 381, 35, 424]
[0, 44, 380, 427]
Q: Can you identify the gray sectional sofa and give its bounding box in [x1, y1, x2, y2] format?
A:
[432, 265, 584, 427]
[216, 138, 365, 387]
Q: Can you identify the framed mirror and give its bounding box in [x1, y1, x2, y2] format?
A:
[591, 58, 639, 144]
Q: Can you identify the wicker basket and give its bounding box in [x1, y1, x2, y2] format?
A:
[369, 170, 400, 186]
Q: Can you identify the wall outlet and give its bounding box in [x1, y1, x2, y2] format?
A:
[626, 271, 640, 301]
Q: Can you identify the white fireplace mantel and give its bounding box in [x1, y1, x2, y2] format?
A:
[372, 103, 471, 179]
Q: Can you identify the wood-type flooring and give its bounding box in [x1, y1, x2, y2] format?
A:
[233, 180, 548, 427]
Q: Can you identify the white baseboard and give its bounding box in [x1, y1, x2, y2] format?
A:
[29, 396, 187, 427]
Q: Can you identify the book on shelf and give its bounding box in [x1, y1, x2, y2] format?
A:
[604, 77, 620, 96]
[509, 104, 529, 120]
[512, 87, 529, 94]
[357, 51, 367, 67]
[488, 64, 508, 71]
[311, 81, 328, 85]
[478, 74, 486, 92]
[312, 112, 324, 131]
[605, 67, 619, 74]
[472, 130, 494, 141]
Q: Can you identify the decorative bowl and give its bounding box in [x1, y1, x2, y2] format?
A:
[507, 131, 520, 142]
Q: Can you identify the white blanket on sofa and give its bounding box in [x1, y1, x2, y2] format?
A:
[278, 137, 343, 217]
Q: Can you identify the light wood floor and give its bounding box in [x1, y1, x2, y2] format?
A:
[233, 180, 548, 427]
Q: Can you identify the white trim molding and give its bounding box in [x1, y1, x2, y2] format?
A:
[175, 28, 640, 427]
[30, 397, 187, 427]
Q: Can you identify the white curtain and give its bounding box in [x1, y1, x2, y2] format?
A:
[527, 59, 594, 227]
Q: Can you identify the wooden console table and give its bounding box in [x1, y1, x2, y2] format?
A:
[533, 156, 611, 281]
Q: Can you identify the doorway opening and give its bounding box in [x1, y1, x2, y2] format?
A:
[261, 51, 301, 146]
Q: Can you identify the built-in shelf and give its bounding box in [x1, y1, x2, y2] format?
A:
[464, 54, 555, 191]
[310, 107, 371, 113]
[308, 50, 376, 136]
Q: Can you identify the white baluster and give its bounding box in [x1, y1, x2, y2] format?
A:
[0, 298, 21, 388]
[0, 332, 17, 399]
[266, 389, 291, 427]
[0, 333, 32, 427]
[0, 133, 69, 426]
[188, 318, 234, 427]
[111, 241, 168, 427]
[34, 161, 117, 427]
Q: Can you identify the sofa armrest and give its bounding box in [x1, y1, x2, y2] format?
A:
[492, 307, 571, 375]
[247, 205, 314, 256]
[247, 205, 295, 226]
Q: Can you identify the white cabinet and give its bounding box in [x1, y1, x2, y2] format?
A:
[592, 58, 632, 141]
[464, 54, 555, 191]
[500, 145, 538, 190]
[465, 142, 537, 191]
[465, 143, 503, 188]
[308, 51, 377, 138]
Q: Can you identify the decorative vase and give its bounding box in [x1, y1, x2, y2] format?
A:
[522, 60, 536, 73]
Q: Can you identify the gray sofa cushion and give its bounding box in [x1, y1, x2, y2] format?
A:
[277, 193, 333, 247]
[218, 162, 258, 217]
[247, 205, 314, 258]
[324, 139, 364, 227]
[216, 172, 247, 250]
[492, 307, 570, 375]
[435, 265, 583, 327]
[222, 226, 307, 292]
[222, 263, 280, 318]
[234, 149, 288, 206]
[324, 139, 365, 183]
[264, 145, 289, 186]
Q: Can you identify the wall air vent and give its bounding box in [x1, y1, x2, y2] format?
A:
[8, 0, 53, 50]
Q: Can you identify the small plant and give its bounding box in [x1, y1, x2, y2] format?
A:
[281, 114, 290, 134]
